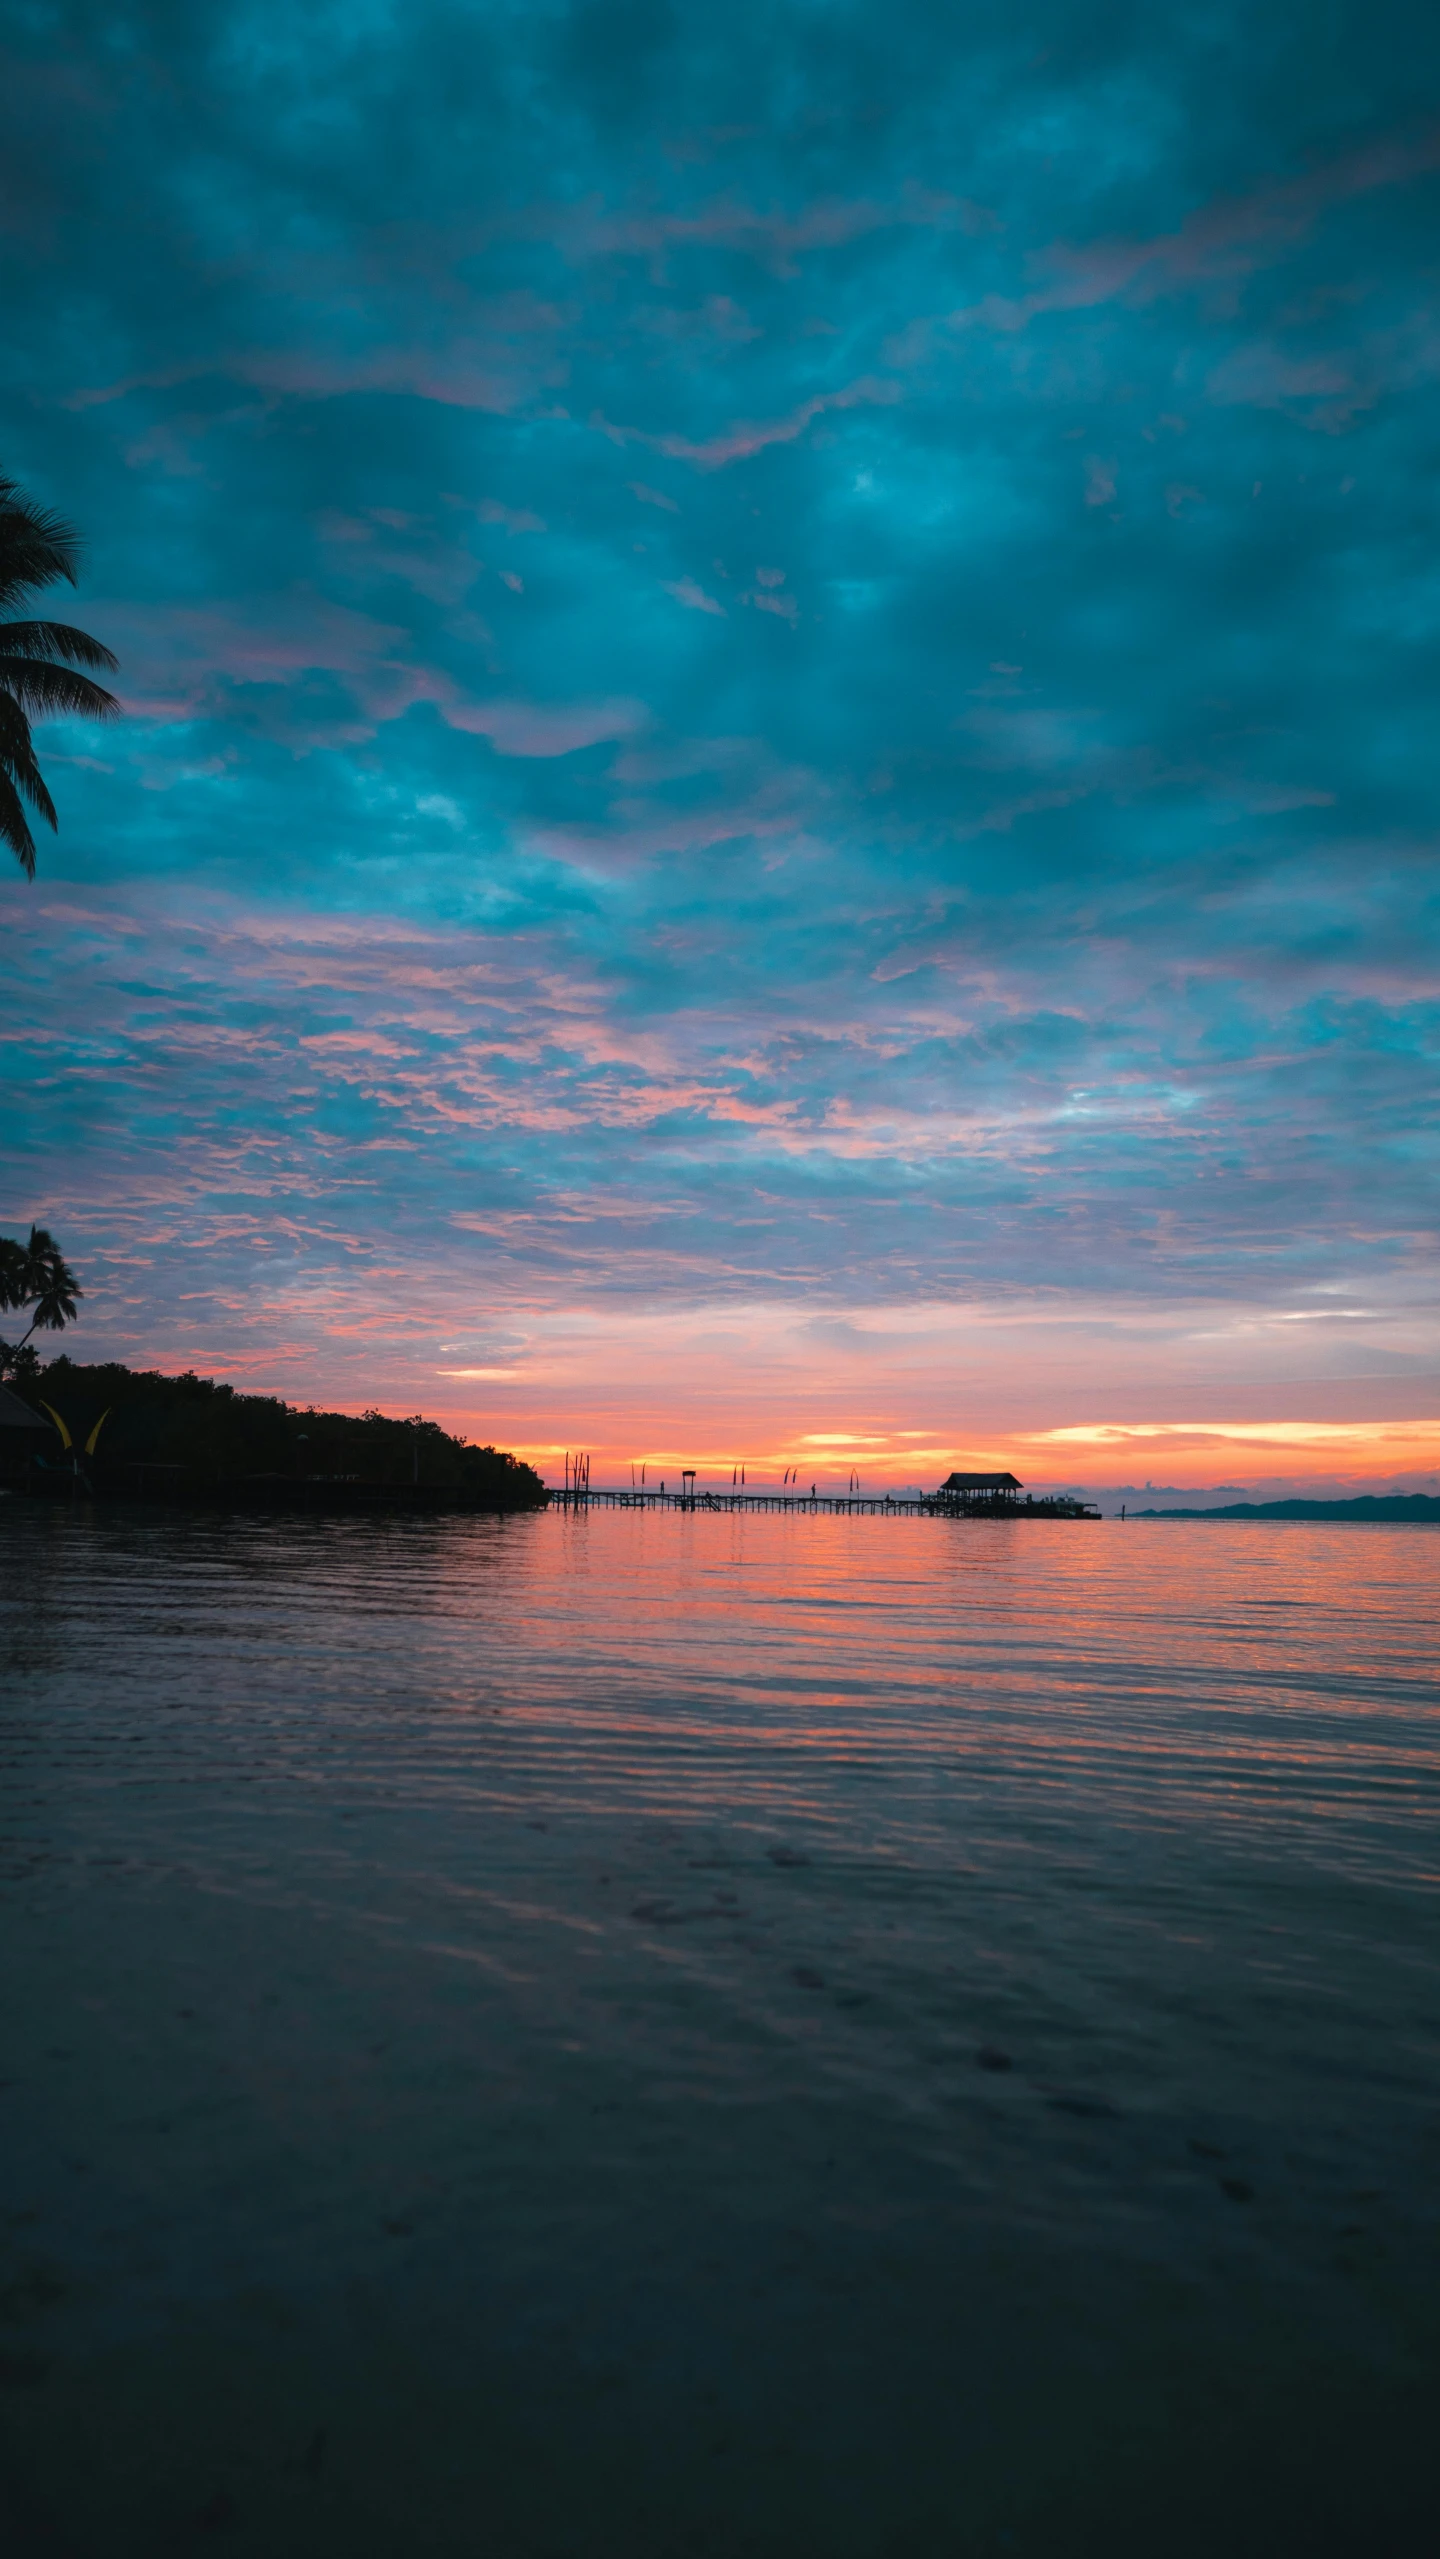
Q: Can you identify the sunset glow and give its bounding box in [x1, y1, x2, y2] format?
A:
[3, 5, 1437, 1492]
[5, 11, 1439, 2544]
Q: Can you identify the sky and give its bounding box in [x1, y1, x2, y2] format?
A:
[2, 0, 1439, 1496]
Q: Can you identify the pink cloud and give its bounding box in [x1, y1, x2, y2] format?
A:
[634, 294, 760, 343]
[472, 497, 548, 532]
[98, 592, 646, 757]
[97, 592, 408, 728]
[1205, 342, 1374, 428]
[314, 509, 482, 605]
[899, 121, 1440, 351]
[953, 785, 1093, 838]
[66, 329, 564, 420]
[595, 373, 902, 472]
[662, 576, 727, 616]
[546, 184, 997, 276]
[525, 779, 816, 871]
[433, 693, 649, 756]
[744, 588, 799, 624]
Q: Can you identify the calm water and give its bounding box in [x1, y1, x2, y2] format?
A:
[2, 1505, 1437, 2556]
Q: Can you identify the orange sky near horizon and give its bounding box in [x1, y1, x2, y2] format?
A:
[397, 1290, 1440, 1494]
[51, 1276, 1440, 1499]
[487, 1415, 1440, 1494]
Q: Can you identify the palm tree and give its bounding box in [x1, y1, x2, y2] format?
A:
[0, 1225, 83, 1377]
[1, 472, 120, 878]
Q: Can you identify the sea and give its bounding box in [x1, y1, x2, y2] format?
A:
[2, 1503, 1436, 2556]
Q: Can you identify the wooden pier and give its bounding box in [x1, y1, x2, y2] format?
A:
[547, 1487, 1099, 1520]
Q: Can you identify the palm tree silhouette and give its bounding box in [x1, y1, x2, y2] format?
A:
[0, 1225, 83, 1375]
[2, 472, 119, 878]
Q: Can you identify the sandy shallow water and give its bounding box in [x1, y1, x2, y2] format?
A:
[2, 1503, 1437, 2554]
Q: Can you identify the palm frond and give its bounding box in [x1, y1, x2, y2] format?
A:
[0, 474, 82, 611]
[20, 1227, 82, 1330]
[0, 1224, 84, 1343]
[0, 770, 39, 877]
[0, 742, 59, 828]
[28, 1288, 81, 1329]
[0, 690, 58, 828]
[0, 479, 119, 879]
[0, 620, 119, 674]
[0, 1237, 29, 1312]
[0, 689, 57, 813]
[0, 657, 121, 722]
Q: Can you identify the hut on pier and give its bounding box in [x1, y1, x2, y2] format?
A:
[935, 1470, 1024, 1512]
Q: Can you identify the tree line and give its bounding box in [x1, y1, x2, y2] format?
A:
[9, 1355, 546, 1504]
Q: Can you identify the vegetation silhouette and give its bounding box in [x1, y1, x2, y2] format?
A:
[0, 1225, 83, 1377]
[1138, 1494, 1440, 1522]
[12, 1357, 547, 1509]
[1, 470, 120, 877]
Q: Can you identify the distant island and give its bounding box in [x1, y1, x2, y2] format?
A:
[1136, 1494, 1440, 1522]
[0, 1357, 546, 1511]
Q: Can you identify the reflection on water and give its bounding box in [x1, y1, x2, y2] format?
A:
[2, 1507, 1437, 2555]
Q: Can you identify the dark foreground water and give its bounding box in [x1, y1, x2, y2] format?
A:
[1, 1505, 1437, 2557]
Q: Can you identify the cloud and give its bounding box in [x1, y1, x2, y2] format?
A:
[550, 184, 997, 276]
[441, 695, 648, 754]
[743, 587, 798, 623]
[94, 593, 645, 756]
[1204, 342, 1378, 429]
[929, 120, 1440, 346]
[70, 337, 556, 418]
[473, 497, 548, 533]
[594, 374, 903, 470]
[5, 0, 1440, 1467]
[662, 576, 727, 616]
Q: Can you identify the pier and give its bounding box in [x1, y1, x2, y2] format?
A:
[549, 1461, 1098, 1520]
[547, 1486, 1099, 1519]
